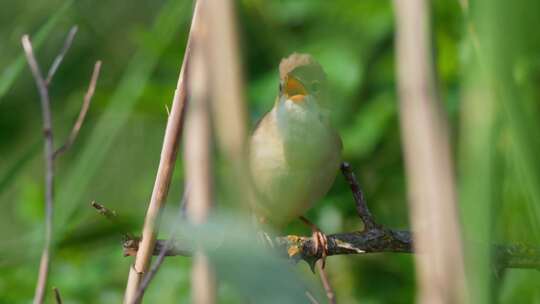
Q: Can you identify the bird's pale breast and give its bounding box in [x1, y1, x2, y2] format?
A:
[249, 103, 341, 226]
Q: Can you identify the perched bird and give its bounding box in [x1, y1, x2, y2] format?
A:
[249, 53, 342, 264]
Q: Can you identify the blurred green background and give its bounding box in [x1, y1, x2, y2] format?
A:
[1, 0, 540, 303]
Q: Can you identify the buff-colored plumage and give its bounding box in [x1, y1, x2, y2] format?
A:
[249, 53, 342, 226]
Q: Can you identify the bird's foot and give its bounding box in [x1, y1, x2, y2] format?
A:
[299, 216, 329, 269]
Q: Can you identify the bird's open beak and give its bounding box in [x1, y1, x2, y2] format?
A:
[284, 75, 307, 103]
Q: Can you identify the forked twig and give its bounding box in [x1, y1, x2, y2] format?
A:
[21, 27, 101, 304]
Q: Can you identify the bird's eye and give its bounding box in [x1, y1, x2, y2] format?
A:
[311, 81, 320, 93]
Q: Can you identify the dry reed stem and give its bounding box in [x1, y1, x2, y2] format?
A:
[393, 0, 467, 303]
[184, 3, 216, 302]
[122, 2, 199, 301]
[132, 189, 189, 304]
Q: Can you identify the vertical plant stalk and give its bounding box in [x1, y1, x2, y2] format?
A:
[190, 0, 250, 300]
[205, 0, 248, 160]
[185, 19, 215, 304]
[132, 188, 189, 304]
[393, 0, 467, 303]
[22, 35, 55, 304]
[122, 3, 200, 303]
[204, 0, 254, 209]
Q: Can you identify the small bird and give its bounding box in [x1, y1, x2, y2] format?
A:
[249, 53, 342, 265]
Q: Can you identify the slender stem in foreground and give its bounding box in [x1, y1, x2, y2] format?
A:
[122, 2, 200, 302]
[184, 3, 215, 302]
[394, 0, 466, 302]
[132, 188, 189, 304]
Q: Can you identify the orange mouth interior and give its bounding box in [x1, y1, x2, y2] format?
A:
[284, 75, 307, 103]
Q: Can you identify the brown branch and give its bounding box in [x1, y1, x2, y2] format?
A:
[122, 2, 199, 302]
[123, 228, 540, 274]
[340, 162, 378, 230]
[53, 61, 102, 158]
[45, 25, 78, 85]
[119, 163, 540, 276]
[122, 228, 411, 259]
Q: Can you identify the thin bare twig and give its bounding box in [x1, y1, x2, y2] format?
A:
[132, 188, 189, 304]
[22, 27, 99, 304]
[122, 2, 199, 302]
[54, 61, 102, 158]
[316, 262, 336, 304]
[53, 287, 63, 304]
[22, 34, 55, 304]
[340, 162, 378, 230]
[46, 25, 78, 85]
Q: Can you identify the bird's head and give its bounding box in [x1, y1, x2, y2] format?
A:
[278, 53, 327, 106]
